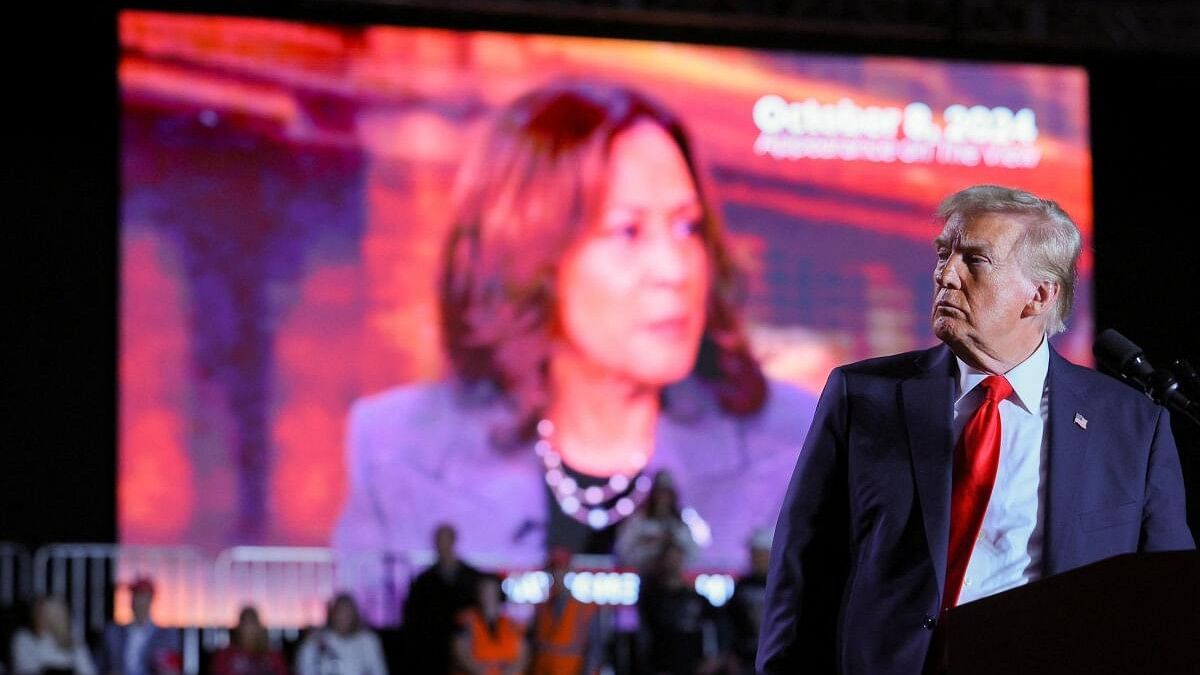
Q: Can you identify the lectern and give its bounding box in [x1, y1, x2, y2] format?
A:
[946, 550, 1199, 674]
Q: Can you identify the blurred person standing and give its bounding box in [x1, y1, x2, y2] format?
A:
[637, 543, 721, 675]
[613, 471, 697, 572]
[402, 523, 482, 674]
[527, 549, 608, 675]
[451, 576, 527, 675]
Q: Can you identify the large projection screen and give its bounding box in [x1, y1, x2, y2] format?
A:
[119, 10, 1091, 622]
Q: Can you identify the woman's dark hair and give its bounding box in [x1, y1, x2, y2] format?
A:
[440, 80, 767, 443]
[644, 469, 683, 520]
[326, 593, 361, 633]
[233, 605, 268, 655]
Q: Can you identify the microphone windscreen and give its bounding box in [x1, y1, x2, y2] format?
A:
[1094, 328, 1141, 369]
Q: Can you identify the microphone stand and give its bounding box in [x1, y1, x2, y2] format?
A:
[1094, 329, 1200, 428]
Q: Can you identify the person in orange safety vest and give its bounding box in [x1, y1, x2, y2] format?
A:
[453, 574, 528, 675]
[528, 548, 609, 675]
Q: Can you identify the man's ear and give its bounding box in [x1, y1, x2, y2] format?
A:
[1023, 279, 1059, 319]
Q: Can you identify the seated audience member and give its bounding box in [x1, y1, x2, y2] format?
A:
[528, 548, 609, 675]
[97, 579, 180, 675]
[211, 607, 286, 675]
[402, 523, 481, 673]
[11, 597, 96, 675]
[296, 594, 386, 675]
[637, 543, 721, 675]
[452, 576, 527, 675]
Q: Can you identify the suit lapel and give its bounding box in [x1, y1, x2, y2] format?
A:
[1042, 348, 1092, 576]
[902, 345, 956, 592]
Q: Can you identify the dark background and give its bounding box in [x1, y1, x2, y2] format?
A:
[4, 1, 1197, 549]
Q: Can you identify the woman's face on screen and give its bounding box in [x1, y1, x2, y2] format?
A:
[555, 120, 710, 386]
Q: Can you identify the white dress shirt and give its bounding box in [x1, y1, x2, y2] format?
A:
[952, 336, 1050, 605]
[124, 623, 154, 675]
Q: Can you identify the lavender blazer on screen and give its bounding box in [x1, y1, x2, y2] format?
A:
[333, 375, 816, 603]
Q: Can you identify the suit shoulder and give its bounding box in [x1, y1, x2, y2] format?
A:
[1055, 358, 1163, 414]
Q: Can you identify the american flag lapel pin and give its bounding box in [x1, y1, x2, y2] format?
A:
[1074, 412, 1088, 430]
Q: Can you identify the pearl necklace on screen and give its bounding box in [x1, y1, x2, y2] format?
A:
[535, 418, 653, 530]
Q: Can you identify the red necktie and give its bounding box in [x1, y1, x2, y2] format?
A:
[942, 374, 1012, 613]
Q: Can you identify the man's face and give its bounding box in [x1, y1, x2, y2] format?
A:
[931, 213, 1037, 356]
[434, 527, 456, 562]
[131, 590, 153, 622]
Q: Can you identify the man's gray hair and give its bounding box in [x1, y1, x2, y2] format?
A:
[936, 185, 1082, 336]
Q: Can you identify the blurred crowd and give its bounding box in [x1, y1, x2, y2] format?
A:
[3, 472, 773, 675]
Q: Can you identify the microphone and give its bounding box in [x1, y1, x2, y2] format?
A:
[1094, 329, 1156, 390]
[1094, 329, 1200, 425]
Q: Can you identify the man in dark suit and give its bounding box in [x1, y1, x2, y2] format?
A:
[757, 185, 1194, 675]
[97, 578, 181, 675]
[401, 523, 481, 674]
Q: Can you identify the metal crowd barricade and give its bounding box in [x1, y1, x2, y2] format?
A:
[32, 543, 207, 640]
[33, 544, 209, 675]
[22, 543, 450, 671]
[212, 547, 337, 629]
[0, 542, 33, 607]
[20, 540, 734, 675]
[211, 546, 415, 629]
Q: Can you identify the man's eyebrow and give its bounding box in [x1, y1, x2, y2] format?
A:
[954, 236, 993, 252]
[932, 236, 996, 256]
